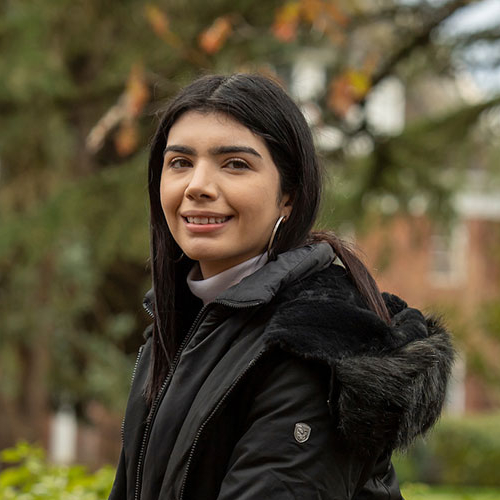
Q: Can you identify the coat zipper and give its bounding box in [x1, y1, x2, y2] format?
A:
[134, 298, 263, 500]
[178, 349, 267, 500]
[121, 344, 145, 442]
[143, 299, 154, 319]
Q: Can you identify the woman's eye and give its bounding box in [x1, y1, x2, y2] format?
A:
[224, 159, 250, 170]
[169, 158, 192, 169]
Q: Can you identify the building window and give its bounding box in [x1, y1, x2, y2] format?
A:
[429, 223, 468, 287]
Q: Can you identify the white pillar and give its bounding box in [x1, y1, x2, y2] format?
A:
[445, 353, 466, 415]
[49, 404, 77, 464]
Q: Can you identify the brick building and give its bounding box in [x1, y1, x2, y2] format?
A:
[357, 190, 500, 413]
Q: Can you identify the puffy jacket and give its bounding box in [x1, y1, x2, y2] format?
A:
[109, 243, 454, 500]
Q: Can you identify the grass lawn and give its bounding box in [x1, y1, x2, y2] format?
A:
[401, 483, 500, 499]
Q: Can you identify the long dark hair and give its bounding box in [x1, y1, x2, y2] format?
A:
[146, 73, 389, 403]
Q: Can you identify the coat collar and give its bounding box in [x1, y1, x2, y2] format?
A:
[143, 243, 335, 315]
[216, 242, 335, 304]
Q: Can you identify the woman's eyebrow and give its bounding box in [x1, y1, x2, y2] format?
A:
[164, 145, 196, 155]
[209, 145, 263, 158]
[164, 144, 263, 159]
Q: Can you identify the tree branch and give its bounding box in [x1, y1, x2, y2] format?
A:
[370, 0, 482, 88]
[445, 26, 500, 46]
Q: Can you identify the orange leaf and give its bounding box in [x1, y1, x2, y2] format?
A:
[328, 70, 371, 117]
[325, 2, 349, 27]
[126, 64, 150, 117]
[300, 0, 349, 28]
[273, 21, 298, 42]
[145, 4, 170, 38]
[328, 75, 353, 117]
[300, 0, 322, 24]
[199, 16, 232, 54]
[115, 122, 139, 157]
[272, 2, 300, 42]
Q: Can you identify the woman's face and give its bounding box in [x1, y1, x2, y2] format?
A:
[160, 111, 292, 278]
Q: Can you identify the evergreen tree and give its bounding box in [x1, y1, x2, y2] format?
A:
[1, 0, 499, 448]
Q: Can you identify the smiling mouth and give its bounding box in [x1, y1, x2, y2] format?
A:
[184, 216, 232, 224]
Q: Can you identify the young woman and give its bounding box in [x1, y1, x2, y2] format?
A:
[109, 74, 454, 500]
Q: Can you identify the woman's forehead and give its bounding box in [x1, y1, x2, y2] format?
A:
[167, 110, 268, 151]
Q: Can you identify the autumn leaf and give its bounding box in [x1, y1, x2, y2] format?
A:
[115, 121, 139, 157]
[328, 69, 371, 116]
[125, 64, 150, 117]
[272, 1, 301, 42]
[346, 69, 371, 98]
[274, 1, 348, 42]
[144, 4, 182, 49]
[145, 4, 169, 38]
[300, 0, 322, 24]
[113, 64, 150, 156]
[324, 2, 349, 27]
[199, 16, 232, 54]
[301, 0, 349, 28]
[328, 75, 351, 116]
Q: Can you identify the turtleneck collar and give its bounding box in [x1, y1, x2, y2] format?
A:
[187, 253, 268, 305]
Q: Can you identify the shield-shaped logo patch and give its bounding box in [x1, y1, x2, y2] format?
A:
[294, 422, 311, 443]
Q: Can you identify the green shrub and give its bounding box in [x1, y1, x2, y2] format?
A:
[395, 413, 500, 487]
[401, 483, 500, 500]
[0, 442, 114, 499]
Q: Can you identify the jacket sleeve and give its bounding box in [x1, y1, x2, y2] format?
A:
[216, 354, 403, 500]
[352, 453, 403, 500]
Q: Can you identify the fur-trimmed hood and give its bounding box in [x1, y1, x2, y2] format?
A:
[263, 263, 455, 453]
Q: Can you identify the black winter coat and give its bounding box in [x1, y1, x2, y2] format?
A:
[109, 243, 454, 500]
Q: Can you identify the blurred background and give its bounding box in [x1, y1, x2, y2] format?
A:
[1, 0, 500, 497]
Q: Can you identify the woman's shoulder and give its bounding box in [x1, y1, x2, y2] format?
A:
[263, 262, 455, 453]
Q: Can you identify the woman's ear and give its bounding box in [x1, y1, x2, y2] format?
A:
[280, 193, 293, 219]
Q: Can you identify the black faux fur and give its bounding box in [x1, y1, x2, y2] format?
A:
[263, 264, 455, 453]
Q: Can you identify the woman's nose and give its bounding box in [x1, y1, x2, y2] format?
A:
[185, 164, 218, 201]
